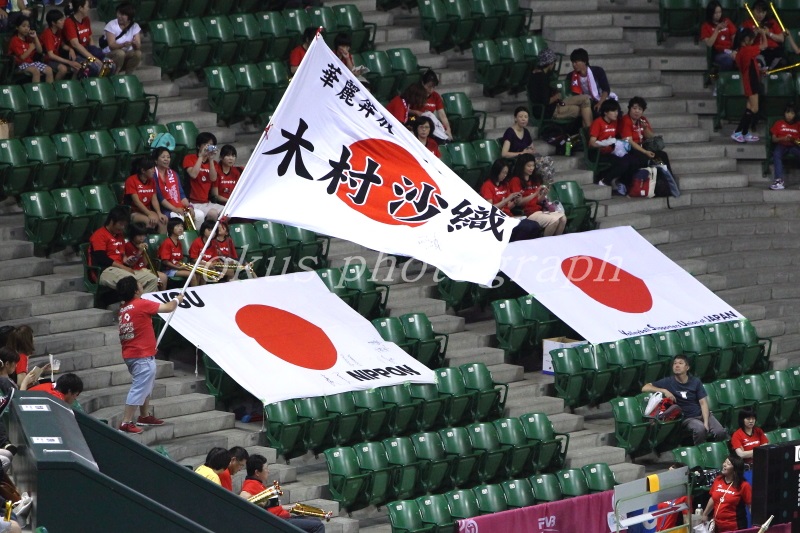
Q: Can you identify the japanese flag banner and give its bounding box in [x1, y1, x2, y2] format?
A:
[501, 226, 744, 344]
[223, 35, 518, 285]
[142, 272, 435, 406]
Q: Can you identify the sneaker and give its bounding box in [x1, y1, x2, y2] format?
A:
[598, 179, 608, 186]
[744, 133, 760, 142]
[615, 182, 627, 196]
[137, 415, 164, 426]
[119, 422, 143, 434]
[770, 180, 785, 190]
[731, 131, 745, 143]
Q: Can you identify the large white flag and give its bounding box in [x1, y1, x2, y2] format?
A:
[501, 226, 743, 344]
[223, 36, 517, 285]
[142, 273, 435, 405]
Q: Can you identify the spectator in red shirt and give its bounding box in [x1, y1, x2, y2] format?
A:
[768, 102, 800, 190]
[700, 1, 737, 71]
[153, 147, 198, 225]
[211, 145, 241, 205]
[386, 82, 427, 126]
[41, 9, 82, 80]
[480, 159, 520, 216]
[126, 157, 167, 234]
[240, 455, 324, 533]
[289, 27, 315, 75]
[8, 16, 53, 82]
[5, 325, 34, 388]
[589, 99, 635, 192]
[731, 408, 768, 468]
[116, 276, 182, 434]
[158, 218, 200, 286]
[700, 455, 751, 532]
[64, 0, 109, 76]
[730, 28, 767, 144]
[29, 373, 84, 408]
[412, 115, 441, 158]
[741, 0, 784, 70]
[124, 222, 167, 290]
[218, 446, 249, 492]
[413, 70, 452, 142]
[89, 206, 159, 293]
[189, 220, 232, 282]
[509, 153, 566, 236]
[183, 132, 224, 228]
[620, 96, 674, 175]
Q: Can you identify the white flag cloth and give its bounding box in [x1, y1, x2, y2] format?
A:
[223, 36, 517, 285]
[142, 273, 435, 405]
[501, 226, 743, 344]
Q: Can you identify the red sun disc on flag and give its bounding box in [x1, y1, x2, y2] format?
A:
[561, 255, 653, 313]
[337, 138, 445, 226]
[235, 304, 337, 370]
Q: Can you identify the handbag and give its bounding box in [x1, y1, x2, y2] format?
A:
[693, 518, 715, 533]
[643, 135, 665, 152]
[0, 119, 10, 140]
[629, 167, 657, 198]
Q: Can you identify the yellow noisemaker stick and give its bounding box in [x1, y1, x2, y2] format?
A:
[745, 2, 760, 26]
[767, 60, 800, 75]
[770, 2, 786, 32]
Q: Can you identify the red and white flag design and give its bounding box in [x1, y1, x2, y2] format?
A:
[142, 273, 434, 405]
[501, 226, 744, 344]
[223, 36, 517, 285]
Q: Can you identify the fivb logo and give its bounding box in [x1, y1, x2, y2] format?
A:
[538, 515, 557, 530]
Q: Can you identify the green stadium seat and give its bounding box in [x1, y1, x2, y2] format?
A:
[51, 133, 96, 188]
[517, 294, 564, 348]
[529, 473, 562, 502]
[360, 50, 402, 103]
[445, 142, 485, 190]
[228, 223, 268, 271]
[490, 298, 533, 359]
[460, 362, 508, 421]
[416, 494, 455, 533]
[110, 127, 150, 179]
[380, 384, 423, 435]
[167, 120, 200, 163]
[324, 446, 373, 512]
[434, 367, 477, 426]
[387, 48, 425, 93]
[24, 82, 66, 135]
[317, 267, 360, 309]
[658, 0, 701, 44]
[761, 369, 800, 426]
[387, 499, 435, 533]
[714, 71, 747, 131]
[437, 275, 476, 313]
[600, 340, 647, 397]
[637, 391, 684, 452]
[698, 440, 728, 470]
[204, 65, 246, 125]
[628, 334, 672, 384]
[285, 225, 329, 269]
[469, 0, 502, 40]
[698, 382, 733, 433]
[578, 126, 613, 182]
[473, 483, 507, 514]
[353, 441, 399, 506]
[81, 78, 123, 129]
[729, 319, 771, 374]
[738, 374, 778, 430]
[373, 317, 417, 355]
[521, 34, 560, 71]
[408, 383, 449, 431]
[519, 412, 568, 473]
[20, 191, 65, 251]
[0, 84, 34, 137]
[442, 92, 487, 142]
[575, 344, 616, 406]
[175, 17, 214, 72]
[295, 395, 338, 454]
[231, 63, 270, 124]
[334, 4, 377, 53]
[471, 39, 510, 96]
[495, 37, 530, 94]
[493, 418, 538, 478]
[255, 11, 293, 61]
[149, 20, 190, 78]
[81, 130, 120, 184]
[438, 426, 482, 488]
[443, 0, 479, 51]
[253, 220, 297, 276]
[21, 136, 66, 195]
[229, 13, 269, 63]
[0, 138, 37, 196]
[471, 138, 500, 168]
[283, 8, 313, 40]
[494, 0, 533, 37]
[467, 422, 510, 483]
[500, 478, 535, 508]
[678, 326, 720, 381]
[701, 323, 737, 379]
[383, 436, 422, 499]
[265, 400, 309, 460]
[671, 445, 704, 469]
[418, 0, 456, 52]
[324, 392, 364, 446]
[203, 15, 243, 66]
[52, 80, 95, 133]
[111, 75, 159, 127]
[138, 124, 168, 147]
[258, 60, 290, 113]
[556, 468, 589, 498]
[550, 346, 591, 408]
[51, 187, 93, 246]
[581, 463, 617, 492]
[155, 0, 185, 20]
[81, 184, 117, 231]
[551, 180, 599, 233]
[411, 431, 454, 493]
[342, 264, 389, 319]
[444, 489, 480, 520]
[352, 388, 395, 441]
[306, 6, 338, 47]
[611, 396, 653, 458]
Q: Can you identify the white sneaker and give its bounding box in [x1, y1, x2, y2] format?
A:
[744, 133, 760, 142]
[770, 180, 785, 190]
[731, 132, 745, 143]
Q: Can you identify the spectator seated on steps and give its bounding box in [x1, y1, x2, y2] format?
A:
[101, 1, 142, 75]
[564, 47, 617, 118]
[527, 48, 592, 131]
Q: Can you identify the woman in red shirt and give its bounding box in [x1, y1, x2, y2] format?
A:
[64, 0, 108, 76]
[509, 154, 566, 236]
[8, 16, 53, 83]
[479, 159, 519, 216]
[730, 408, 768, 482]
[6, 325, 34, 388]
[412, 116, 441, 158]
[588, 99, 634, 192]
[212, 145, 241, 205]
[386, 82, 427, 126]
[700, 455, 751, 532]
[158, 218, 200, 286]
[700, 0, 737, 71]
[125, 157, 167, 234]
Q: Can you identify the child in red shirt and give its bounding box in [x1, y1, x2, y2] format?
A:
[731, 28, 767, 144]
[158, 218, 199, 286]
[8, 16, 53, 82]
[212, 145, 241, 204]
[769, 102, 800, 190]
[40, 9, 82, 80]
[588, 99, 634, 192]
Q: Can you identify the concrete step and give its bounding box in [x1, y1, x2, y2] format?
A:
[0, 240, 33, 261]
[160, 428, 266, 463]
[387, 297, 447, 318]
[487, 363, 524, 383]
[679, 173, 750, 190]
[445, 347, 506, 367]
[565, 445, 627, 468]
[0, 257, 53, 281]
[428, 314, 465, 335]
[671, 157, 737, 175]
[542, 13, 614, 28]
[124, 410, 237, 446]
[548, 40, 635, 56]
[0, 279, 43, 301]
[76, 360, 174, 390]
[92, 393, 217, 428]
[80, 374, 206, 414]
[36, 308, 116, 335]
[543, 26, 624, 42]
[611, 462, 647, 483]
[505, 394, 564, 417]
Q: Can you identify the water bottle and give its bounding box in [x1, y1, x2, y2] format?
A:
[695, 504, 703, 517]
[565, 139, 572, 157]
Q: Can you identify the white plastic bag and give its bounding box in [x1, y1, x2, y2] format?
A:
[644, 391, 662, 417]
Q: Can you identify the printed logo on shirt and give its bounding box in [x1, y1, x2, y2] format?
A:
[679, 391, 688, 399]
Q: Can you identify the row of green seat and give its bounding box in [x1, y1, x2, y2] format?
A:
[317, 264, 390, 320]
[372, 315, 449, 369]
[472, 36, 559, 96]
[492, 295, 570, 360]
[418, 0, 532, 53]
[612, 392, 689, 458]
[149, 7, 374, 77]
[97, 0, 285, 23]
[387, 463, 616, 532]
[714, 71, 798, 131]
[204, 62, 288, 125]
[265, 363, 508, 460]
[551, 320, 771, 409]
[325, 411, 569, 512]
[0, 120, 205, 197]
[0, 77, 156, 139]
